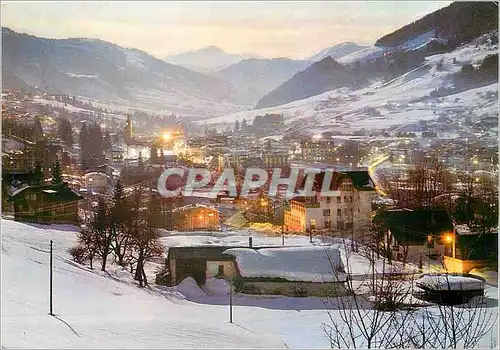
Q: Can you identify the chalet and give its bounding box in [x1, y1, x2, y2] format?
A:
[223, 246, 348, 297]
[443, 224, 497, 273]
[158, 246, 240, 286]
[372, 208, 453, 263]
[284, 170, 374, 233]
[8, 182, 83, 224]
[172, 204, 220, 231]
[83, 171, 110, 193]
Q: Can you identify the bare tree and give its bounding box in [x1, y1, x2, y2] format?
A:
[322, 237, 415, 349]
[77, 226, 99, 270]
[322, 238, 497, 348]
[91, 196, 113, 272]
[127, 187, 164, 287]
[393, 277, 498, 348]
[109, 179, 132, 266]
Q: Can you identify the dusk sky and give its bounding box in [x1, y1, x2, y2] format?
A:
[1, 1, 452, 59]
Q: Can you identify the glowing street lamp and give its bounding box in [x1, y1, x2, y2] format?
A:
[443, 232, 456, 258]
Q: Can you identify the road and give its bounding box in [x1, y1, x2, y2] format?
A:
[367, 155, 390, 197]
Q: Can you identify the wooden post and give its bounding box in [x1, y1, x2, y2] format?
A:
[229, 278, 233, 323]
[281, 222, 284, 246]
[49, 240, 53, 316]
[281, 202, 285, 246]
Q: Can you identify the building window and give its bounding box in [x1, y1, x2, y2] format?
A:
[323, 209, 330, 217]
[337, 197, 342, 204]
[326, 197, 331, 204]
[217, 265, 224, 276]
[325, 218, 331, 228]
[337, 209, 342, 218]
[337, 221, 344, 230]
[310, 219, 316, 230]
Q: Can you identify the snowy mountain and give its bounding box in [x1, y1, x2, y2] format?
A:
[216, 58, 310, 105]
[204, 37, 498, 137]
[253, 2, 498, 110]
[255, 57, 366, 109]
[164, 46, 261, 72]
[307, 42, 368, 62]
[1, 28, 247, 117]
[375, 1, 498, 48]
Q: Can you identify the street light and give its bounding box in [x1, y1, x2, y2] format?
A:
[443, 232, 456, 258]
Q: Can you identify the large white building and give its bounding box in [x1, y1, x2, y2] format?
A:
[284, 170, 375, 233]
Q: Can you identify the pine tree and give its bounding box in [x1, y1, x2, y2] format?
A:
[147, 193, 163, 228]
[79, 123, 89, 169]
[149, 143, 158, 164]
[241, 118, 248, 133]
[110, 179, 131, 266]
[51, 159, 63, 184]
[138, 151, 144, 171]
[32, 164, 44, 186]
[59, 118, 74, 149]
[33, 117, 43, 142]
[234, 120, 240, 132]
[103, 130, 112, 151]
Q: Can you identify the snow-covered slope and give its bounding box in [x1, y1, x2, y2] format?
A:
[1, 220, 283, 348]
[308, 42, 368, 62]
[204, 40, 498, 135]
[216, 58, 310, 105]
[3, 220, 498, 348]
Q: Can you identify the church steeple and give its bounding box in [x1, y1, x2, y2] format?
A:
[124, 114, 133, 144]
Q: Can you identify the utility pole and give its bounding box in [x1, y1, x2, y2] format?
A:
[229, 278, 233, 323]
[49, 240, 53, 316]
[281, 199, 285, 246]
[281, 222, 285, 246]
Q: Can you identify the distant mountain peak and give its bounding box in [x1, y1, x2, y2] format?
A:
[197, 45, 225, 53]
[308, 42, 368, 62]
[164, 46, 260, 72]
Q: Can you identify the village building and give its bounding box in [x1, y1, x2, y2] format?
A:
[8, 182, 83, 224]
[83, 171, 110, 193]
[157, 244, 347, 297]
[284, 170, 375, 233]
[300, 137, 336, 162]
[172, 203, 220, 231]
[157, 246, 240, 286]
[373, 208, 453, 264]
[262, 151, 289, 169]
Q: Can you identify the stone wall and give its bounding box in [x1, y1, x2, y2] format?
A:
[235, 279, 349, 297]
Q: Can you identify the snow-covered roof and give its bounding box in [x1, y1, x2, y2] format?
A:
[416, 274, 485, 291]
[172, 203, 218, 213]
[223, 246, 346, 283]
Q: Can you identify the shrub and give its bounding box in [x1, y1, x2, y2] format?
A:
[69, 245, 87, 264]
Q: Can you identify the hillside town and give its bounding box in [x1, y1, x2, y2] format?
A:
[1, 1, 499, 349]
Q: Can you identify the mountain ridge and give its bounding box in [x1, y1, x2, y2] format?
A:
[307, 42, 368, 62]
[1, 27, 246, 116]
[164, 46, 261, 72]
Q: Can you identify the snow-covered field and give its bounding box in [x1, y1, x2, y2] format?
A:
[2, 219, 498, 348]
